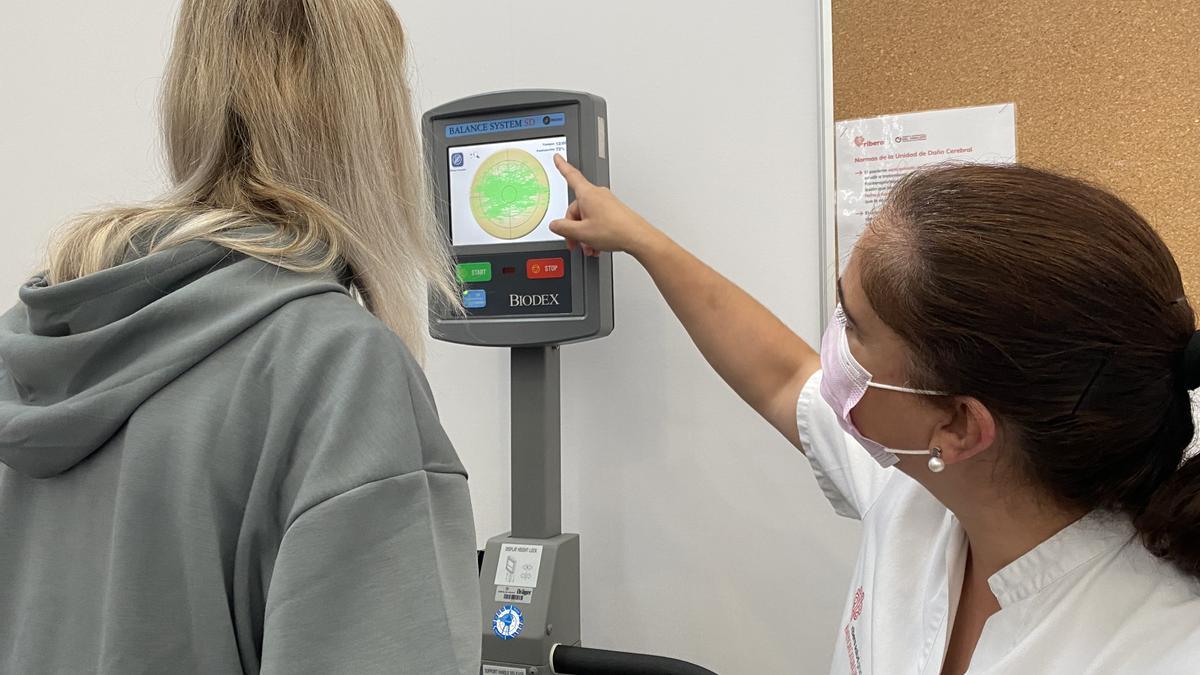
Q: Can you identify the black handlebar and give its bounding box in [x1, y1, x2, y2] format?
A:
[551, 645, 718, 675]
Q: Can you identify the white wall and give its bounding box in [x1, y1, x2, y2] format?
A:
[1, 2, 861, 672]
[1, 3, 178, 297]
[404, 2, 860, 672]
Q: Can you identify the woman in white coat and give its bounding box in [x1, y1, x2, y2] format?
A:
[550, 156, 1200, 674]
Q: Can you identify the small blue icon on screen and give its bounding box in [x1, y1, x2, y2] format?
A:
[451, 153, 464, 168]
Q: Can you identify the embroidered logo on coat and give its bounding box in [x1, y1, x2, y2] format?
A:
[844, 586, 865, 674]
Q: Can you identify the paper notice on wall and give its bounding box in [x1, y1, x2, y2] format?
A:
[835, 103, 1017, 271]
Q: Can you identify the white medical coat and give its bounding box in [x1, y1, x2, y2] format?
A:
[796, 371, 1200, 674]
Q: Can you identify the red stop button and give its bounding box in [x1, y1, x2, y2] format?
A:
[526, 257, 565, 279]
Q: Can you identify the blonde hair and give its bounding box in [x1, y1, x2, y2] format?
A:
[45, 0, 457, 359]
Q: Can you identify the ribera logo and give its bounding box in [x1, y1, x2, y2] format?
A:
[510, 293, 561, 307]
[853, 135, 884, 148]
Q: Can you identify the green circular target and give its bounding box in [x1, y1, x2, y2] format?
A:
[469, 149, 552, 240]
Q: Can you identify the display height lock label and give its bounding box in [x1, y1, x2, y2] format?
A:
[493, 543, 543, 588]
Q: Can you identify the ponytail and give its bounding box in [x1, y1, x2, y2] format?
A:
[1132, 332, 1200, 578]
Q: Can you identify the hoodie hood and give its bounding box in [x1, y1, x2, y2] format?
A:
[0, 239, 348, 478]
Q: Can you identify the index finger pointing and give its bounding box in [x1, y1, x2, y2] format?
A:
[553, 154, 592, 192]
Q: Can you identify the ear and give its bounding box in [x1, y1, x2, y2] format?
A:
[934, 396, 996, 465]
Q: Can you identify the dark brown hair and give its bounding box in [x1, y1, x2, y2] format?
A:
[860, 164, 1200, 578]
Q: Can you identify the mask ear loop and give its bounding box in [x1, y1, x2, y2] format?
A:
[866, 381, 949, 396]
[888, 446, 945, 472]
[867, 381, 951, 472]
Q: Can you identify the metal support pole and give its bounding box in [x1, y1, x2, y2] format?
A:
[509, 346, 562, 539]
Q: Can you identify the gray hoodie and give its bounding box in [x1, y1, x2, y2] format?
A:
[0, 239, 481, 674]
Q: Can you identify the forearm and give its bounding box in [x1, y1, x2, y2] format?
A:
[632, 230, 820, 443]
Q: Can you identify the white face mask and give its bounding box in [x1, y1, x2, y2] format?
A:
[818, 304, 949, 469]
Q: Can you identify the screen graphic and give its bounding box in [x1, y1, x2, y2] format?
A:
[448, 136, 568, 246]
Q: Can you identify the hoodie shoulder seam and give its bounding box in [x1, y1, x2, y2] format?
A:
[286, 465, 467, 530]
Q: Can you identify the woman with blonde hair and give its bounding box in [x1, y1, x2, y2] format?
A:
[0, 1, 480, 672]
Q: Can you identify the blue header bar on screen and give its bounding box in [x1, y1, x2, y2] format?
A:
[446, 113, 566, 139]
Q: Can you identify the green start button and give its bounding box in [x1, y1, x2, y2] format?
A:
[456, 262, 492, 283]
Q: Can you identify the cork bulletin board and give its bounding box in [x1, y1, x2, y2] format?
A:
[831, 0, 1200, 297]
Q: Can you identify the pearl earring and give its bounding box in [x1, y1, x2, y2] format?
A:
[928, 447, 946, 473]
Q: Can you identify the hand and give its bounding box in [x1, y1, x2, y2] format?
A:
[549, 155, 661, 259]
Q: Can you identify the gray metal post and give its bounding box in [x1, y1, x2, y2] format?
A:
[510, 346, 561, 539]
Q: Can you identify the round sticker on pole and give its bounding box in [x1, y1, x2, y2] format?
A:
[492, 604, 525, 640]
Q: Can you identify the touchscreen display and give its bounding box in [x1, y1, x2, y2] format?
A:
[447, 136, 568, 246]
